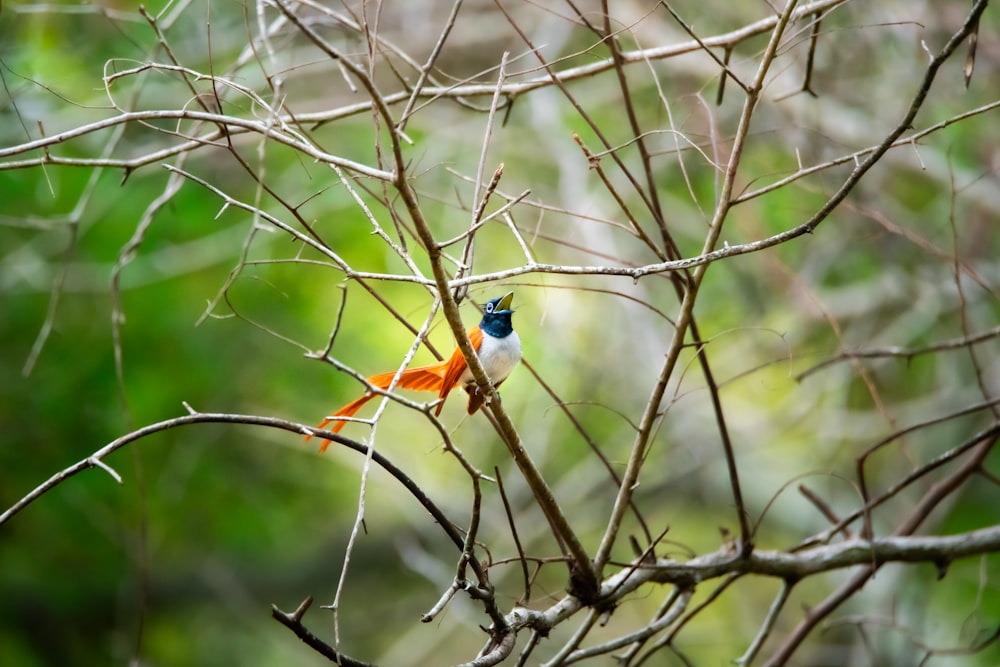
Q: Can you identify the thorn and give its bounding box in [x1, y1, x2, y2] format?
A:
[90, 457, 123, 484]
[291, 595, 314, 621]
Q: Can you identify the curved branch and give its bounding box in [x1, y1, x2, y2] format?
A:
[0, 108, 393, 181]
[2, 413, 470, 574]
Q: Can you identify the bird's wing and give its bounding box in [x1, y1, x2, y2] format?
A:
[435, 326, 481, 415]
[367, 364, 447, 393]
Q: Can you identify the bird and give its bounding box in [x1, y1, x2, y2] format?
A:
[308, 292, 521, 451]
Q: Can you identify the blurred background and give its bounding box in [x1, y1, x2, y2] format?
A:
[2, 1, 999, 665]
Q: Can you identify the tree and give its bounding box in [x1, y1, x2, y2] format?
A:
[2, 1, 999, 665]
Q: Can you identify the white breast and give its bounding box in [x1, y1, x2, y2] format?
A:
[461, 330, 521, 386]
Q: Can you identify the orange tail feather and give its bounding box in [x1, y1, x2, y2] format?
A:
[308, 393, 377, 451]
[309, 361, 455, 451]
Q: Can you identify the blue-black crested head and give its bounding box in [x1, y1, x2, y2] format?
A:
[479, 291, 515, 338]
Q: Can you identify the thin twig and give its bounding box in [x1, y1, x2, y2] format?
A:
[593, 0, 801, 576]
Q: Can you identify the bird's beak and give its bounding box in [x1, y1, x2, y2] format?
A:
[496, 291, 514, 312]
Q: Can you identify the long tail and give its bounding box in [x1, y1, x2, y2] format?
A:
[308, 363, 450, 452]
[309, 393, 377, 451]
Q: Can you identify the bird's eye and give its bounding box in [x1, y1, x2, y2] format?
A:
[486, 303, 494, 313]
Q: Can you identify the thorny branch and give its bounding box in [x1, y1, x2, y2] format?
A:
[4, 0, 1000, 665]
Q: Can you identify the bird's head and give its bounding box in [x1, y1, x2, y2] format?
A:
[479, 291, 515, 337]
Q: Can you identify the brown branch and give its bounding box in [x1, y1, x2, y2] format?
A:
[271, 598, 375, 667]
[797, 324, 1000, 381]
[388, 54, 600, 607]
[592, 0, 800, 576]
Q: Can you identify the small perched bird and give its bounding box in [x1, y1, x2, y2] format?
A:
[309, 292, 521, 451]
